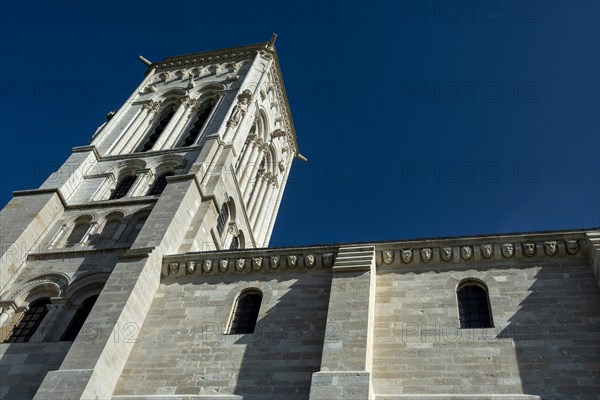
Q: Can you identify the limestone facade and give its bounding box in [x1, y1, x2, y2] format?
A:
[0, 40, 599, 400]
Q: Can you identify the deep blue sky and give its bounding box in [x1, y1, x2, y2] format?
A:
[1, 1, 598, 246]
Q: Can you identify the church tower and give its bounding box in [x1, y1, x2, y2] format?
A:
[0, 37, 300, 399]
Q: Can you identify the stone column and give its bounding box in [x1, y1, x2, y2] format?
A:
[252, 177, 276, 237]
[309, 245, 376, 400]
[121, 102, 160, 154]
[248, 174, 269, 224]
[239, 141, 262, 195]
[155, 98, 196, 150]
[107, 105, 148, 154]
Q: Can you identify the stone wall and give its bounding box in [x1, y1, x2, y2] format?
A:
[114, 269, 332, 399]
[372, 259, 600, 399]
[0, 342, 72, 399]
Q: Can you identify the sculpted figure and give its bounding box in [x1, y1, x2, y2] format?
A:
[383, 251, 394, 264]
[481, 244, 494, 259]
[501, 243, 514, 258]
[401, 249, 413, 263]
[460, 246, 472, 261]
[420, 248, 432, 263]
[440, 247, 452, 262]
[544, 241, 558, 256]
[523, 242, 536, 257]
[566, 240, 579, 255]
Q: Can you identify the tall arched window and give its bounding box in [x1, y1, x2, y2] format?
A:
[216, 203, 229, 235]
[110, 175, 137, 199]
[457, 280, 493, 329]
[227, 290, 262, 334]
[61, 295, 98, 341]
[64, 216, 93, 248]
[5, 298, 51, 343]
[148, 172, 174, 196]
[97, 213, 124, 245]
[139, 105, 176, 152]
[178, 100, 215, 147]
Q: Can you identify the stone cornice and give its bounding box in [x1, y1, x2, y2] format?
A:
[148, 43, 268, 74]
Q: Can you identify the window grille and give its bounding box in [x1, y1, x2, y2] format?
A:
[5, 299, 51, 343]
[457, 282, 493, 329]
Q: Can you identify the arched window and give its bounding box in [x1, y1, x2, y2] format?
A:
[64, 216, 93, 248]
[216, 203, 229, 235]
[5, 298, 51, 343]
[139, 105, 176, 152]
[97, 213, 124, 245]
[110, 175, 137, 200]
[457, 280, 493, 329]
[61, 295, 98, 341]
[227, 290, 262, 334]
[148, 172, 173, 196]
[178, 101, 214, 147]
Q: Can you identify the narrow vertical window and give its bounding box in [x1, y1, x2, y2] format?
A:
[227, 290, 262, 334]
[61, 295, 98, 341]
[139, 105, 176, 152]
[148, 172, 173, 196]
[5, 298, 51, 343]
[457, 281, 493, 328]
[179, 101, 214, 147]
[110, 176, 137, 199]
[216, 203, 229, 235]
[229, 236, 239, 250]
[64, 216, 93, 247]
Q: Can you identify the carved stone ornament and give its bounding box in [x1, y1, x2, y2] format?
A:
[460, 246, 473, 261]
[383, 251, 394, 265]
[420, 248, 432, 263]
[305, 254, 315, 268]
[523, 242, 536, 257]
[544, 241, 558, 257]
[401, 249, 413, 264]
[252, 257, 263, 271]
[169, 262, 180, 276]
[219, 259, 229, 273]
[287, 255, 298, 269]
[501, 243, 514, 258]
[236, 258, 246, 272]
[322, 253, 334, 267]
[566, 240, 579, 255]
[440, 247, 453, 262]
[203, 259, 213, 273]
[227, 90, 252, 128]
[143, 101, 161, 114]
[142, 84, 156, 93]
[481, 244, 494, 259]
[270, 256, 280, 270]
[186, 260, 197, 274]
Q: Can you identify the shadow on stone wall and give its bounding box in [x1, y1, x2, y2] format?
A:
[498, 264, 600, 399]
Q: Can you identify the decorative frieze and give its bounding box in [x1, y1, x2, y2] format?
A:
[378, 239, 581, 267]
[163, 252, 336, 277]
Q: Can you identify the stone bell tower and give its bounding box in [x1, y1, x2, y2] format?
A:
[0, 36, 300, 399]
